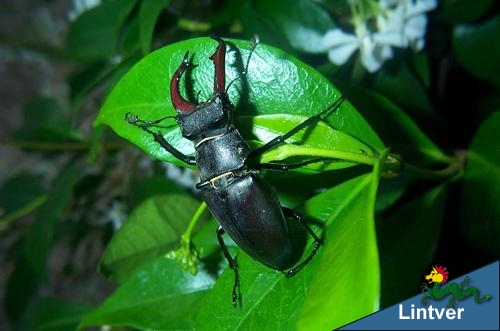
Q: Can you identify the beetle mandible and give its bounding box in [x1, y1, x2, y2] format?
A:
[126, 36, 345, 306]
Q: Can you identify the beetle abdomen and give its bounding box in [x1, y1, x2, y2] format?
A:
[202, 173, 295, 270]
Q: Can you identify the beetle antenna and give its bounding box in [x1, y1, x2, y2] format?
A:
[125, 112, 176, 128]
[225, 34, 260, 93]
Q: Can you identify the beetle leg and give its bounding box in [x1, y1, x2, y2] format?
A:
[217, 226, 241, 307]
[151, 131, 197, 165]
[281, 208, 322, 278]
[210, 36, 227, 94]
[170, 51, 197, 113]
[249, 96, 346, 159]
[126, 114, 196, 165]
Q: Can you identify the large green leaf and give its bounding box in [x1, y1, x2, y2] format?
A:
[195, 253, 305, 330]
[100, 192, 201, 283]
[297, 166, 382, 330]
[95, 37, 384, 167]
[460, 111, 500, 256]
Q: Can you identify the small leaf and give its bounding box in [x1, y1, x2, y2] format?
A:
[453, 15, 500, 89]
[24, 162, 81, 278]
[438, 0, 495, 23]
[69, 61, 117, 105]
[139, 0, 172, 55]
[411, 52, 430, 89]
[373, 62, 435, 122]
[80, 257, 215, 330]
[375, 174, 414, 212]
[0, 174, 45, 225]
[68, 56, 141, 119]
[5, 256, 41, 322]
[17, 298, 91, 331]
[460, 111, 500, 256]
[128, 175, 184, 206]
[377, 184, 448, 308]
[14, 97, 82, 142]
[100, 192, 202, 283]
[67, 0, 139, 60]
[342, 86, 450, 164]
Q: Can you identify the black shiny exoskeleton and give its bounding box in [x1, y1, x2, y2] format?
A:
[127, 36, 345, 306]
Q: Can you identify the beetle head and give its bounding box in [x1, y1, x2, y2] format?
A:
[170, 37, 232, 142]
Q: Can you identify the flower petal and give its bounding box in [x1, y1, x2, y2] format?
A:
[405, 14, 427, 38]
[379, 44, 394, 61]
[359, 37, 384, 73]
[406, 0, 438, 17]
[373, 31, 408, 48]
[361, 50, 384, 73]
[322, 29, 358, 49]
[378, 4, 406, 32]
[327, 42, 359, 65]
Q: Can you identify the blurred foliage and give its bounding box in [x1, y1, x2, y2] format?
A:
[1, 0, 499, 330]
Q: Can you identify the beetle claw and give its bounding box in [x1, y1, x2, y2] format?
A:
[182, 50, 190, 64]
[170, 51, 197, 113]
[125, 112, 138, 124]
[210, 36, 226, 94]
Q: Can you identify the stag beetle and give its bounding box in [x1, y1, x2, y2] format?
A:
[126, 36, 345, 306]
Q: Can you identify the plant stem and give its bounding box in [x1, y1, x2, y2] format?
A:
[260, 142, 463, 182]
[392, 150, 465, 181]
[261, 144, 377, 166]
[181, 201, 208, 243]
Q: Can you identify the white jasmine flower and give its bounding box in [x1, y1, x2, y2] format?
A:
[376, 0, 438, 51]
[322, 23, 393, 73]
[322, 0, 438, 73]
